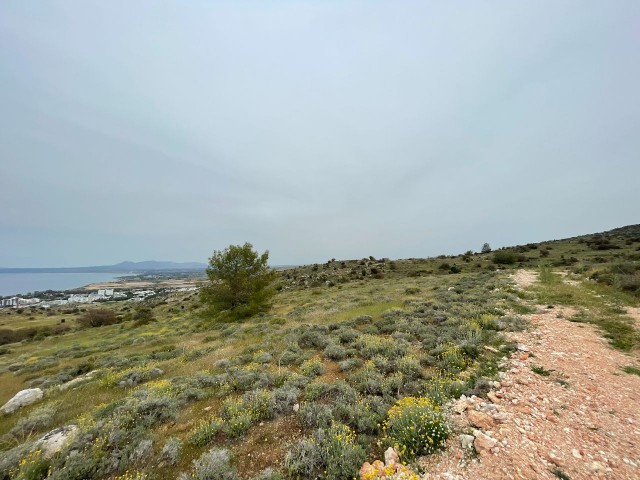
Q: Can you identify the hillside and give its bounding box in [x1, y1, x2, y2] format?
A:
[0, 225, 638, 479]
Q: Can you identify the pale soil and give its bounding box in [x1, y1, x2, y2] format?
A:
[626, 307, 640, 328]
[557, 271, 582, 287]
[418, 271, 640, 480]
[510, 270, 539, 289]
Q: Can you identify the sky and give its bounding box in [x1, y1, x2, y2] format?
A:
[1, 1, 639, 267]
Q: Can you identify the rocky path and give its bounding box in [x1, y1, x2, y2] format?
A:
[419, 272, 640, 480]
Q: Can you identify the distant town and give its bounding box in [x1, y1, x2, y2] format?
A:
[0, 286, 198, 309]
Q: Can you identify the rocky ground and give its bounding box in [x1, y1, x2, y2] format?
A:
[417, 273, 640, 480]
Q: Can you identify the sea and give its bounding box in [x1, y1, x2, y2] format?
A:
[0, 273, 125, 297]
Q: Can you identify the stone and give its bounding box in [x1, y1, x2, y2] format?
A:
[492, 412, 510, 424]
[546, 451, 565, 467]
[571, 449, 582, 459]
[517, 344, 529, 352]
[58, 370, 99, 391]
[474, 432, 498, 455]
[38, 425, 78, 458]
[460, 434, 475, 450]
[384, 446, 400, 465]
[487, 391, 500, 403]
[292, 403, 299, 412]
[1, 388, 44, 414]
[589, 461, 606, 473]
[453, 399, 468, 414]
[467, 410, 495, 430]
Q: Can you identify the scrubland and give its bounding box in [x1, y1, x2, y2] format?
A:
[1, 225, 639, 480]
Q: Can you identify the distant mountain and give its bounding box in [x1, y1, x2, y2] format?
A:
[0, 261, 207, 274]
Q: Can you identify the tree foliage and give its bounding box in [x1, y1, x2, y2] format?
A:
[200, 243, 276, 319]
[481, 242, 492, 253]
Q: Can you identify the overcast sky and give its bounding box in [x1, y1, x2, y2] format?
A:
[1, 1, 639, 267]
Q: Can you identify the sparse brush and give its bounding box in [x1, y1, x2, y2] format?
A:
[299, 359, 325, 377]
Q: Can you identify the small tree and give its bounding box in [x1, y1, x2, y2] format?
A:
[133, 304, 155, 325]
[481, 242, 492, 254]
[200, 243, 276, 319]
[77, 308, 119, 328]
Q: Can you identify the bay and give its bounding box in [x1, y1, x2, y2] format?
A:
[0, 273, 125, 297]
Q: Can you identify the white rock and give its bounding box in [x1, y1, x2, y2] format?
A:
[459, 434, 475, 450]
[38, 425, 78, 458]
[1, 388, 44, 414]
[292, 403, 300, 412]
[589, 461, 606, 473]
[384, 446, 400, 465]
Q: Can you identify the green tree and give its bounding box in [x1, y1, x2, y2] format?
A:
[481, 242, 492, 253]
[200, 243, 276, 319]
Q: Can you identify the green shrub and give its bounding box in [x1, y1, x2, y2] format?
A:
[284, 423, 365, 480]
[8, 402, 58, 441]
[321, 423, 367, 480]
[10, 449, 50, 480]
[323, 343, 347, 361]
[336, 328, 360, 344]
[279, 349, 302, 366]
[227, 413, 253, 438]
[273, 385, 300, 414]
[297, 402, 334, 429]
[298, 328, 330, 349]
[353, 334, 404, 359]
[304, 381, 329, 401]
[188, 417, 224, 447]
[283, 437, 323, 479]
[77, 309, 119, 328]
[492, 251, 517, 265]
[242, 388, 275, 421]
[248, 468, 284, 480]
[161, 437, 182, 465]
[396, 355, 422, 379]
[383, 397, 449, 461]
[189, 448, 238, 480]
[133, 304, 155, 325]
[299, 359, 325, 377]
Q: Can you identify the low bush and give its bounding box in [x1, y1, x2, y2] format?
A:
[299, 359, 325, 377]
[353, 334, 404, 359]
[338, 358, 362, 372]
[323, 342, 347, 360]
[383, 397, 449, 461]
[9, 449, 50, 480]
[188, 417, 224, 447]
[7, 402, 58, 441]
[284, 423, 365, 480]
[133, 305, 155, 325]
[248, 469, 283, 480]
[161, 437, 182, 465]
[492, 251, 517, 265]
[273, 385, 299, 414]
[188, 448, 238, 480]
[297, 402, 334, 429]
[77, 308, 120, 328]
